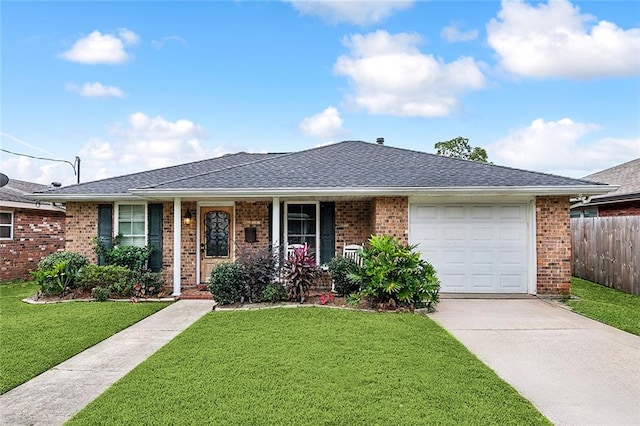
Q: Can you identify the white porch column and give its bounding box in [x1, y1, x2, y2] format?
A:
[272, 197, 280, 259]
[172, 198, 182, 296]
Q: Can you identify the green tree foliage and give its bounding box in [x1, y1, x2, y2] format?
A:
[434, 136, 489, 163]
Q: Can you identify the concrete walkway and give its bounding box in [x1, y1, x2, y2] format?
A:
[429, 299, 640, 426]
[0, 300, 214, 426]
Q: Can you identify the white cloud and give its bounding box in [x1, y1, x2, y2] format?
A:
[334, 30, 486, 117]
[489, 118, 640, 177]
[487, 0, 640, 79]
[287, 0, 413, 26]
[60, 28, 139, 64]
[66, 82, 127, 98]
[77, 112, 229, 180]
[440, 24, 478, 43]
[0, 155, 74, 187]
[299, 106, 346, 139]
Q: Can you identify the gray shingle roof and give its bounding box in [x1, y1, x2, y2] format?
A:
[148, 140, 599, 190]
[0, 179, 50, 204]
[581, 158, 640, 202]
[36, 141, 609, 199]
[36, 152, 282, 195]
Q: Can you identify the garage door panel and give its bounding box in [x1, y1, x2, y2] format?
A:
[471, 206, 493, 219]
[472, 275, 493, 288]
[410, 203, 529, 293]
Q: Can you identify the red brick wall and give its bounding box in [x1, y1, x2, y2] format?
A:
[370, 196, 408, 245]
[536, 196, 571, 296]
[335, 200, 371, 255]
[598, 201, 640, 217]
[0, 208, 66, 280]
[65, 202, 101, 263]
[234, 201, 271, 255]
[179, 202, 198, 288]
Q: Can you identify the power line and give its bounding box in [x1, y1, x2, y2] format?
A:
[0, 148, 81, 184]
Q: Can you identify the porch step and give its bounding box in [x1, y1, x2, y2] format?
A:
[180, 288, 214, 300]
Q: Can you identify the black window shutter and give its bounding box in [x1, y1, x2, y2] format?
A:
[268, 203, 272, 246]
[319, 202, 335, 264]
[97, 204, 113, 266]
[147, 204, 163, 272]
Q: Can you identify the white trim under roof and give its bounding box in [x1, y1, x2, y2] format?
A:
[0, 200, 66, 212]
[30, 184, 617, 202]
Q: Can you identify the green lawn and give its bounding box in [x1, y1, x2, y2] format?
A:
[568, 277, 640, 336]
[69, 308, 549, 425]
[0, 281, 171, 394]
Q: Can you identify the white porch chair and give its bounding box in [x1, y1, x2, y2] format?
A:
[343, 244, 363, 266]
[331, 244, 364, 292]
[286, 243, 305, 259]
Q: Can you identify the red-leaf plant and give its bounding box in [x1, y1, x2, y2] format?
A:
[284, 243, 319, 303]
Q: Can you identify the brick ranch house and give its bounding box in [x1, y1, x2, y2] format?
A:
[1, 179, 66, 281]
[33, 140, 612, 297]
[571, 158, 639, 217]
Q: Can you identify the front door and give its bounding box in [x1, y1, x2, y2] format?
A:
[200, 206, 234, 283]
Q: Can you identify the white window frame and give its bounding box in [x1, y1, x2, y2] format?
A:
[284, 201, 320, 265]
[0, 210, 14, 240]
[114, 202, 148, 247]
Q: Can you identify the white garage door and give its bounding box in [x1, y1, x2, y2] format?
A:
[409, 204, 530, 293]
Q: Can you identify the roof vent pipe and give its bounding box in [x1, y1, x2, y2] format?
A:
[376, 137, 384, 145]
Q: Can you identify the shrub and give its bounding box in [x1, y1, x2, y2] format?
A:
[92, 235, 155, 273]
[283, 244, 319, 303]
[209, 262, 246, 305]
[237, 246, 279, 302]
[326, 256, 360, 296]
[263, 283, 286, 303]
[348, 235, 440, 311]
[132, 271, 165, 297]
[77, 265, 133, 293]
[91, 286, 110, 302]
[31, 251, 89, 296]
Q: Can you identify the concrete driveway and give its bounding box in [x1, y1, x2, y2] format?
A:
[429, 299, 640, 426]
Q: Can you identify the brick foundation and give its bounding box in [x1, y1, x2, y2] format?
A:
[536, 196, 571, 296]
[0, 208, 66, 280]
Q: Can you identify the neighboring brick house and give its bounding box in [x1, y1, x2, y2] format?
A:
[0, 179, 66, 281]
[571, 158, 640, 217]
[33, 140, 612, 297]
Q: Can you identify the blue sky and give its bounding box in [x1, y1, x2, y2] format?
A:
[2, 0, 639, 186]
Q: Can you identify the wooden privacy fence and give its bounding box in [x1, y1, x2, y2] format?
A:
[571, 216, 639, 295]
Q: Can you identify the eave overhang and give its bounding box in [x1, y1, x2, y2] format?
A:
[30, 184, 615, 202]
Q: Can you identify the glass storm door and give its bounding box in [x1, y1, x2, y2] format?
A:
[200, 207, 233, 283]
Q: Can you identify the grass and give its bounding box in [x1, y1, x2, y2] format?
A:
[568, 277, 640, 336]
[69, 308, 549, 425]
[0, 281, 171, 394]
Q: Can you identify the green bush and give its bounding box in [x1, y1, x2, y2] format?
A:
[237, 246, 279, 302]
[31, 251, 89, 295]
[209, 263, 246, 305]
[348, 235, 440, 311]
[262, 283, 286, 303]
[106, 245, 154, 272]
[92, 235, 155, 273]
[326, 256, 360, 296]
[77, 265, 133, 293]
[91, 286, 110, 302]
[131, 271, 165, 297]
